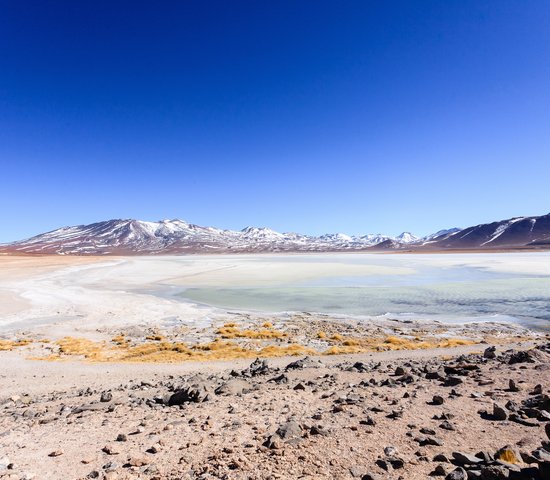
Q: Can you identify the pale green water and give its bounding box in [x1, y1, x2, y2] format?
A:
[179, 254, 550, 328]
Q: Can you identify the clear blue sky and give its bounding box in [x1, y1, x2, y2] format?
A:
[1, 1, 549, 242]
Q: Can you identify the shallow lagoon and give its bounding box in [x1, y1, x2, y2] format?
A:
[180, 253, 550, 328]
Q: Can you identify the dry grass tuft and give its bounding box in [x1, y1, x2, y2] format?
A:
[216, 325, 287, 340]
[111, 335, 128, 346]
[26, 326, 478, 364]
[0, 339, 31, 351]
[259, 344, 317, 357]
[324, 345, 366, 355]
[145, 334, 165, 341]
[55, 337, 109, 361]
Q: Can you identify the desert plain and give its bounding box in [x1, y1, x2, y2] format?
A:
[0, 253, 549, 480]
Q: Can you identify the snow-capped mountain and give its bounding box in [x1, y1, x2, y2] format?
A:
[395, 232, 418, 244]
[422, 213, 550, 249]
[420, 228, 462, 243]
[0, 219, 418, 255]
[1, 213, 549, 255]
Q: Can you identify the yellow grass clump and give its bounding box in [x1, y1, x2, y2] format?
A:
[496, 448, 521, 464]
[145, 334, 165, 341]
[436, 338, 475, 348]
[0, 339, 31, 351]
[259, 344, 317, 357]
[117, 342, 194, 362]
[216, 325, 287, 340]
[324, 345, 367, 355]
[111, 334, 128, 346]
[55, 337, 109, 361]
[317, 331, 327, 339]
[28, 329, 478, 364]
[114, 339, 315, 362]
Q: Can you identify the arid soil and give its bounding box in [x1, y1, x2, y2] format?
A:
[1, 255, 549, 479]
[1, 341, 549, 480]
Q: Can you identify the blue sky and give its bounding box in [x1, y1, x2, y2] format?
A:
[1, 1, 549, 242]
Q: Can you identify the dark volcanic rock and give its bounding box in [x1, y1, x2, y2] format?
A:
[443, 376, 464, 387]
[493, 403, 508, 421]
[168, 382, 211, 405]
[452, 451, 484, 465]
[264, 420, 303, 448]
[508, 350, 536, 364]
[100, 391, 112, 403]
[241, 358, 271, 377]
[484, 346, 496, 359]
[214, 379, 250, 396]
[285, 356, 323, 370]
[445, 467, 468, 480]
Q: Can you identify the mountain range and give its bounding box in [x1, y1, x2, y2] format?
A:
[1, 213, 549, 255]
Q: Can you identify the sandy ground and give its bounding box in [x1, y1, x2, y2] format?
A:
[1, 341, 549, 480]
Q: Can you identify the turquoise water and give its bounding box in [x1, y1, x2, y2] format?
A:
[179, 254, 550, 328]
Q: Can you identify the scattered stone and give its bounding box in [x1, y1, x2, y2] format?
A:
[264, 420, 303, 448]
[241, 358, 271, 377]
[443, 376, 463, 387]
[360, 416, 376, 426]
[102, 461, 118, 472]
[394, 366, 407, 376]
[100, 391, 113, 403]
[439, 420, 455, 431]
[452, 451, 483, 465]
[508, 379, 520, 392]
[493, 403, 508, 421]
[102, 445, 120, 455]
[431, 464, 448, 476]
[214, 379, 250, 396]
[376, 455, 404, 470]
[480, 465, 510, 479]
[508, 350, 536, 364]
[285, 357, 323, 370]
[383, 446, 398, 456]
[127, 456, 149, 467]
[484, 346, 496, 359]
[445, 467, 468, 480]
[268, 374, 289, 384]
[349, 465, 367, 478]
[432, 395, 445, 405]
[387, 409, 403, 419]
[148, 443, 162, 454]
[168, 382, 211, 405]
[532, 384, 543, 395]
[309, 425, 329, 436]
[48, 450, 63, 457]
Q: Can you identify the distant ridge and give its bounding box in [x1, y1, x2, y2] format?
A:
[1, 213, 549, 255]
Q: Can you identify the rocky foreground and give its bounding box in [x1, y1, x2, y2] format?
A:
[1, 342, 550, 480]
